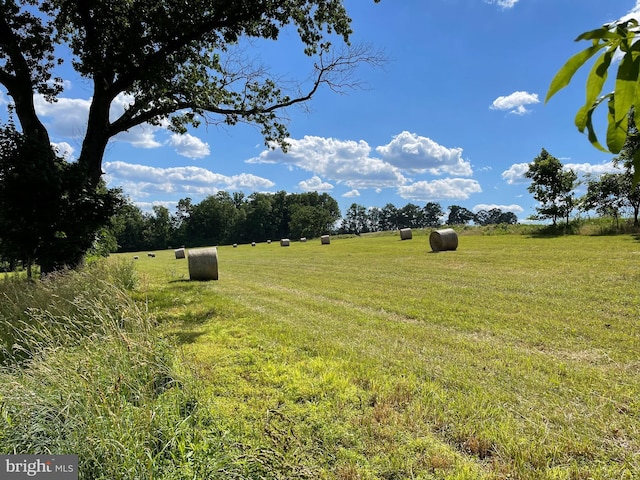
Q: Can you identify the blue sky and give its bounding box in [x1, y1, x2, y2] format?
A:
[2, 0, 639, 222]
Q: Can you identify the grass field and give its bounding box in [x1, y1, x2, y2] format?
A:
[121, 231, 639, 479]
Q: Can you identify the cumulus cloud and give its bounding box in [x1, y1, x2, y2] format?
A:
[397, 178, 482, 202]
[501, 163, 530, 184]
[167, 133, 210, 159]
[343, 189, 360, 198]
[484, 0, 519, 8]
[565, 162, 620, 177]
[104, 161, 275, 200]
[375, 131, 472, 176]
[618, 1, 640, 23]
[299, 176, 334, 192]
[34, 95, 91, 138]
[52, 142, 75, 160]
[473, 203, 523, 213]
[247, 135, 408, 189]
[32, 92, 211, 151]
[503, 161, 620, 185]
[490, 91, 539, 115]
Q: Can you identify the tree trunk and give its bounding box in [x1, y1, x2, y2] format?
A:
[79, 89, 112, 188]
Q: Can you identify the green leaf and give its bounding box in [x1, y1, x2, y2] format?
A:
[579, 95, 610, 152]
[546, 44, 608, 103]
[575, 49, 614, 131]
[575, 26, 618, 42]
[607, 52, 640, 152]
[606, 95, 627, 154]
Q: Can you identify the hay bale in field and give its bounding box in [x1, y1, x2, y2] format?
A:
[174, 248, 186, 259]
[400, 228, 412, 240]
[148, 252, 156, 257]
[233, 243, 238, 248]
[251, 242, 256, 247]
[321, 235, 330, 245]
[188, 247, 219, 281]
[429, 228, 458, 252]
[280, 238, 290, 247]
[267, 239, 272, 244]
[133, 256, 139, 260]
[300, 237, 307, 242]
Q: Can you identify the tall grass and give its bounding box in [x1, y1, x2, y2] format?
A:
[0, 259, 138, 365]
[0, 261, 222, 479]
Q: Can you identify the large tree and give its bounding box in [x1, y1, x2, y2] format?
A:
[0, 122, 120, 276]
[525, 149, 578, 226]
[0, 0, 381, 271]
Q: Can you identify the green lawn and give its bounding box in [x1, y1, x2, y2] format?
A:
[123, 231, 640, 479]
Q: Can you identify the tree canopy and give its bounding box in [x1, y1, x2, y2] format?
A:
[0, 0, 382, 272]
[525, 149, 578, 226]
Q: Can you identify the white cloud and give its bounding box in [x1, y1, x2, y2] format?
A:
[52, 141, 75, 160]
[343, 189, 360, 198]
[501, 163, 530, 184]
[565, 162, 620, 177]
[484, 0, 519, 8]
[104, 161, 275, 201]
[32, 92, 209, 150]
[502, 160, 620, 186]
[299, 176, 333, 192]
[490, 91, 539, 115]
[473, 203, 523, 213]
[115, 125, 163, 148]
[247, 135, 407, 189]
[397, 178, 482, 202]
[618, 1, 640, 23]
[135, 200, 177, 213]
[375, 131, 472, 176]
[34, 95, 91, 138]
[167, 133, 210, 159]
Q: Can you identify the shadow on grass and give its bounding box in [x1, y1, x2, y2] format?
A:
[526, 224, 578, 238]
[169, 329, 206, 345]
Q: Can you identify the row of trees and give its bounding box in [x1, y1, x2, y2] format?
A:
[339, 203, 517, 235]
[105, 192, 518, 253]
[109, 191, 341, 252]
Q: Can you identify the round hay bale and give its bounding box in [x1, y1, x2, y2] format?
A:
[148, 252, 156, 257]
[251, 242, 256, 247]
[280, 238, 290, 247]
[321, 235, 330, 245]
[133, 255, 139, 260]
[300, 237, 307, 242]
[429, 228, 458, 252]
[267, 239, 272, 244]
[233, 243, 238, 248]
[400, 228, 412, 240]
[174, 248, 186, 259]
[188, 247, 219, 281]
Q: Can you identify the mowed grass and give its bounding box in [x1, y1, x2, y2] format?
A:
[121, 232, 640, 479]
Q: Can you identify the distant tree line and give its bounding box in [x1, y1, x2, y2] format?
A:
[106, 191, 341, 252]
[338, 202, 517, 235]
[100, 193, 519, 254]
